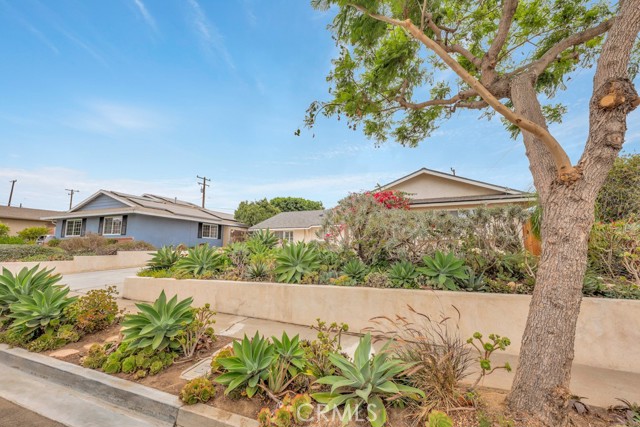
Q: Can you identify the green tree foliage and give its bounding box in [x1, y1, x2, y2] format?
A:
[595, 153, 640, 222]
[234, 199, 281, 226]
[270, 197, 324, 212]
[0, 222, 9, 237]
[17, 227, 50, 242]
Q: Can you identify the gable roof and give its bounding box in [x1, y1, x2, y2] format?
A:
[249, 210, 329, 231]
[379, 167, 525, 195]
[43, 190, 245, 227]
[0, 206, 62, 221]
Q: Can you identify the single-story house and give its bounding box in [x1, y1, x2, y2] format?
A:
[0, 206, 60, 234]
[249, 210, 328, 243]
[43, 191, 247, 248]
[378, 168, 535, 211]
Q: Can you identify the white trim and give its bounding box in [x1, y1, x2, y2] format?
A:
[65, 218, 83, 237]
[410, 197, 534, 208]
[201, 223, 219, 239]
[69, 190, 135, 212]
[379, 168, 524, 195]
[249, 225, 322, 232]
[103, 215, 123, 236]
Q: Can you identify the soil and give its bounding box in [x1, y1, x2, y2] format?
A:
[44, 328, 629, 426]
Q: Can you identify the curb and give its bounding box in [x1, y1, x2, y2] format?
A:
[0, 344, 258, 427]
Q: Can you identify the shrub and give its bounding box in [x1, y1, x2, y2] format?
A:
[147, 246, 181, 270]
[176, 304, 216, 359]
[312, 333, 424, 427]
[27, 324, 80, 352]
[47, 238, 61, 247]
[302, 319, 349, 379]
[419, 251, 468, 291]
[588, 218, 640, 284]
[180, 377, 215, 405]
[115, 240, 155, 251]
[8, 286, 77, 336]
[121, 291, 194, 352]
[0, 236, 25, 244]
[59, 234, 108, 255]
[0, 265, 62, 317]
[137, 268, 174, 278]
[275, 243, 320, 283]
[0, 222, 9, 237]
[595, 153, 640, 222]
[64, 286, 119, 334]
[363, 271, 392, 288]
[0, 245, 71, 262]
[17, 227, 51, 242]
[175, 245, 226, 276]
[388, 260, 419, 288]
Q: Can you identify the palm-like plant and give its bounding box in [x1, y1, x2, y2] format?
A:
[388, 260, 419, 288]
[342, 259, 369, 283]
[147, 246, 181, 270]
[8, 286, 77, 335]
[0, 265, 62, 317]
[274, 242, 320, 283]
[418, 251, 468, 291]
[121, 291, 194, 351]
[249, 229, 278, 249]
[312, 333, 424, 427]
[175, 245, 225, 276]
[214, 331, 276, 397]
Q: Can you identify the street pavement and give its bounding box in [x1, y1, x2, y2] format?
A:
[61, 267, 140, 295]
[0, 397, 65, 427]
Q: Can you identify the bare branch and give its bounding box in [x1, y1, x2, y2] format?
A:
[483, 0, 519, 81]
[349, 3, 575, 180]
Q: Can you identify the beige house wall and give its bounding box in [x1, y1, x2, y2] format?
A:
[386, 174, 504, 199]
[0, 218, 55, 235]
[285, 227, 322, 243]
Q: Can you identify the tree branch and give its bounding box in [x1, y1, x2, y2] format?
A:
[350, 3, 575, 180]
[483, 0, 519, 82]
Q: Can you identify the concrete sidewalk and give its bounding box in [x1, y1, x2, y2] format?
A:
[63, 267, 140, 294]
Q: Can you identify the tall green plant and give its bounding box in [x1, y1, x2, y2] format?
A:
[175, 245, 225, 276]
[8, 286, 77, 336]
[121, 291, 194, 351]
[312, 333, 424, 427]
[147, 246, 181, 270]
[274, 242, 320, 283]
[249, 229, 279, 249]
[419, 252, 468, 291]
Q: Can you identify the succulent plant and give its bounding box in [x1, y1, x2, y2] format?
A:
[180, 377, 216, 405]
[419, 251, 468, 291]
[121, 290, 194, 351]
[246, 261, 270, 280]
[175, 245, 226, 276]
[387, 260, 419, 288]
[457, 267, 486, 292]
[275, 242, 320, 283]
[341, 259, 369, 283]
[249, 229, 279, 249]
[8, 286, 77, 336]
[0, 265, 62, 317]
[147, 246, 181, 270]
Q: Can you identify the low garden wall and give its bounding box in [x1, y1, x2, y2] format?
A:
[1, 251, 152, 274]
[123, 277, 640, 375]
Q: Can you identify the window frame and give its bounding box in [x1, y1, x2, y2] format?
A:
[65, 219, 83, 237]
[275, 230, 294, 243]
[103, 216, 123, 236]
[201, 223, 219, 239]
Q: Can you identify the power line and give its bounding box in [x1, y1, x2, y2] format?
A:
[7, 180, 17, 207]
[196, 175, 211, 208]
[65, 189, 80, 210]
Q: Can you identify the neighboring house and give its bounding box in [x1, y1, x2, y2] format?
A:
[249, 210, 329, 243]
[378, 167, 535, 211]
[43, 191, 247, 248]
[0, 206, 60, 234]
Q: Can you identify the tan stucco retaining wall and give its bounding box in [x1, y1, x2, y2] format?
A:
[123, 277, 640, 374]
[2, 251, 152, 274]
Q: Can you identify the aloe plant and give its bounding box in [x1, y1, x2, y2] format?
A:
[175, 245, 225, 276]
[387, 260, 419, 288]
[342, 259, 369, 283]
[0, 265, 62, 317]
[274, 242, 320, 283]
[312, 333, 424, 427]
[214, 331, 276, 397]
[8, 286, 77, 335]
[121, 291, 194, 351]
[147, 246, 181, 270]
[418, 251, 468, 291]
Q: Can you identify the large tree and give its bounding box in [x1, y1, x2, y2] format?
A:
[306, 0, 640, 425]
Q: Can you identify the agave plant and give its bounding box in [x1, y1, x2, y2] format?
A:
[274, 242, 320, 283]
[121, 291, 194, 351]
[8, 286, 77, 336]
[147, 246, 181, 270]
[342, 259, 369, 283]
[457, 267, 486, 292]
[419, 251, 468, 291]
[312, 333, 424, 427]
[175, 245, 225, 276]
[249, 229, 278, 249]
[246, 261, 270, 280]
[214, 331, 276, 397]
[388, 260, 419, 288]
[271, 331, 307, 376]
[0, 265, 62, 317]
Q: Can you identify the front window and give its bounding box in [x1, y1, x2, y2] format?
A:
[202, 223, 219, 239]
[65, 219, 82, 237]
[275, 230, 293, 243]
[103, 216, 123, 235]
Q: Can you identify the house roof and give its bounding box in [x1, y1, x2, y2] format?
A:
[0, 205, 62, 221]
[379, 167, 525, 195]
[410, 193, 535, 208]
[249, 210, 329, 231]
[43, 190, 246, 228]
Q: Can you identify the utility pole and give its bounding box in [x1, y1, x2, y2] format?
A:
[7, 180, 17, 206]
[66, 189, 80, 210]
[196, 175, 210, 208]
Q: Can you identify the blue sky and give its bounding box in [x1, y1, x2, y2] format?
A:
[0, 0, 638, 213]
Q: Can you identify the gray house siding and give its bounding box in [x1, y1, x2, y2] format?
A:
[80, 194, 128, 211]
[55, 213, 223, 248]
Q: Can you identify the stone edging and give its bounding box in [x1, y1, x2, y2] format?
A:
[0, 344, 258, 427]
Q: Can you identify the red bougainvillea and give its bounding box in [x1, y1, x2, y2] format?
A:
[369, 190, 411, 210]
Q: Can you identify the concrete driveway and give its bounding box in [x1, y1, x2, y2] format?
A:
[61, 267, 140, 294]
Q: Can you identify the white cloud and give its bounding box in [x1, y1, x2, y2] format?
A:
[132, 0, 158, 33]
[185, 0, 235, 69]
[63, 101, 167, 133]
